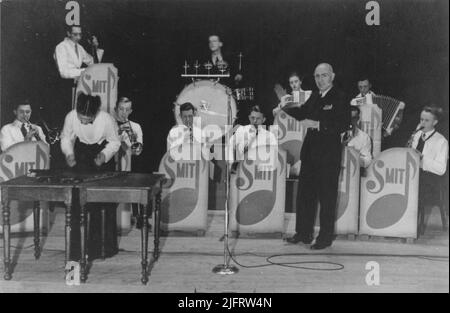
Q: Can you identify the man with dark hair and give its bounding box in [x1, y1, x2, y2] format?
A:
[167, 102, 203, 150]
[228, 105, 277, 165]
[273, 71, 310, 116]
[205, 34, 245, 85]
[283, 63, 350, 250]
[410, 106, 448, 234]
[52, 25, 105, 129]
[356, 77, 374, 98]
[0, 100, 47, 152]
[343, 106, 373, 168]
[60, 93, 121, 261]
[54, 25, 103, 80]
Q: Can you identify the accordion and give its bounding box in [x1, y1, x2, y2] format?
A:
[372, 95, 405, 135]
[352, 93, 405, 135]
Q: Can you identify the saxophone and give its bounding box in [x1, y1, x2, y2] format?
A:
[406, 125, 424, 148]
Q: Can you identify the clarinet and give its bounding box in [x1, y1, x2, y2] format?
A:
[406, 125, 424, 148]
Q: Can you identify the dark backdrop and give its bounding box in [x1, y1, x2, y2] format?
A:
[1, 0, 448, 172]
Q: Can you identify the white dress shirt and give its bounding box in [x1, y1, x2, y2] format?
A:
[411, 129, 449, 176]
[54, 38, 103, 79]
[167, 124, 207, 151]
[228, 125, 278, 162]
[60, 110, 120, 163]
[0, 120, 47, 152]
[347, 128, 373, 168]
[116, 119, 143, 148]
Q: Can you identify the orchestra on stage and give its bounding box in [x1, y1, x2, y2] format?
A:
[0, 23, 448, 283]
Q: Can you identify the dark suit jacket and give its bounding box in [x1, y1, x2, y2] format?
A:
[282, 86, 350, 164]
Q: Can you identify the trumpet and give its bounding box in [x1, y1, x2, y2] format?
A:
[406, 125, 424, 148]
[118, 120, 141, 151]
[24, 118, 41, 141]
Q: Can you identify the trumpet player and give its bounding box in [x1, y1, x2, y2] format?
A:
[114, 97, 143, 162]
[0, 100, 47, 152]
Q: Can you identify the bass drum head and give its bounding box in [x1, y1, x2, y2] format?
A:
[175, 80, 237, 142]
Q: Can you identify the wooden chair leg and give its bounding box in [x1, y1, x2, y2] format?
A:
[438, 205, 448, 231]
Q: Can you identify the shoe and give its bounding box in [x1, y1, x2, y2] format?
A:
[286, 233, 313, 244]
[310, 241, 332, 250]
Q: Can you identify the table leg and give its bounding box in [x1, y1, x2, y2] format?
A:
[2, 195, 12, 280]
[80, 202, 88, 283]
[153, 191, 161, 260]
[64, 201, 72, 278]
[140, 203, 149, 285]
[101, 207, 106, 260]
[33, 201, 41, 260]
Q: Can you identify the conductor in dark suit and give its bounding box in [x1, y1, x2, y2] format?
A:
[282, 63, 350, 249]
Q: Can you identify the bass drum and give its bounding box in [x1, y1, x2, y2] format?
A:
[175, 80, 237, 142]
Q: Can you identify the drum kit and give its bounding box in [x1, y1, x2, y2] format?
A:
[174, 59, 255, 141]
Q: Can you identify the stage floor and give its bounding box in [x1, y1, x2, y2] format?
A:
[0, 207, 448, 293]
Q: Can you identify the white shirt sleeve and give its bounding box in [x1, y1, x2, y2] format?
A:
[101, 115, 121, 163]
[80, 45, 94, 66]
[36, 126, 48, 145]
[422, 137, 448, 175]
[54, 44, 83, 79]
[0, 126, 14, 152]
[134, 123, 143, 144]
[60, 112, 77, 157]
[359, 134, 373, 168]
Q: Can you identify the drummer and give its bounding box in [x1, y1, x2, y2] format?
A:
[206, 34, 243, 85]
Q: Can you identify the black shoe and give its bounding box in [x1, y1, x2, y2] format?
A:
[286, 233, 313, 244]
[310, 241, 332, 250]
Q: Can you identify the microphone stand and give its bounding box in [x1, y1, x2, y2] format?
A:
[212, 88, 239, 275]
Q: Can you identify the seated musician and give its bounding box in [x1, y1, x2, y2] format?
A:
[60, 93, 121, 261]
[353, 77, 404, 137]
[410, 106, 448, 230]
[114, 97, 143, 160]
[355, 77, 376, 98]
[228, 105, 278, 171]
[342, 106, 373, 168]
[0, 100, 47, 152]
[273, 72, 307, 116]
[167, 102, 206, 151]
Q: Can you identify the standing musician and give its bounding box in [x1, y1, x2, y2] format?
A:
[53, 25, 104, 121]
[60, 93, 121, 261]
[0, 100, 47, 152]
[408, 106, 448, 233]
[282, 63, 350, 250]
[342, 106, 373, 168]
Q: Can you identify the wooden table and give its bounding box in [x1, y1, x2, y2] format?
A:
[1, 175, 75, 281]
[78, 173, 163, 284]
[1, 173, 164, 285]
